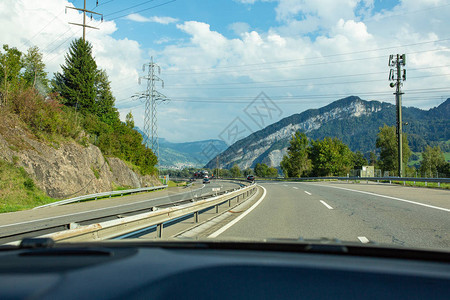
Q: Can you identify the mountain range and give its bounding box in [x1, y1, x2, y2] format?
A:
[204, 96, 449, 170]
[135, 129, 228, 169]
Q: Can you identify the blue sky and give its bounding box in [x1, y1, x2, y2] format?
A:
[1, 0, 449, 144]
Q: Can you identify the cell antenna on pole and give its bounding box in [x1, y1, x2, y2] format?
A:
[388, 54, 406, 177]
[66, 0, 103, 41]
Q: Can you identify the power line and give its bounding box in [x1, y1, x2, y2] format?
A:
[107, 0, 177, 21]
[161, 38, 450, 74]
[161, 47, 450, 76]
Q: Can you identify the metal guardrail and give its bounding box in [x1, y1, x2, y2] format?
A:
[34, 185, 169, 209]
[41, 182, 257, 242]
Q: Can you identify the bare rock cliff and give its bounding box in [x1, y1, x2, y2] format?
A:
[0, 114, 159, 198]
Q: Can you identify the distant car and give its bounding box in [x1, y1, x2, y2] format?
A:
[247, 175, 255, 182]
[203, 178, 210, 184]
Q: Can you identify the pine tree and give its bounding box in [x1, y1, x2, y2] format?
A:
[53, 38, 98, 114]
[95, 69, 119, 125]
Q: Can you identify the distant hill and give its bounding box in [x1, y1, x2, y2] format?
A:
[136, 129, 228, 168]
[205, 96, 449, 169]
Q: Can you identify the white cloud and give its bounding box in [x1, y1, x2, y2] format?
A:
[2, 0, 449, 143]
[125, 13, 178, 24]
[229, 22, 251, 36]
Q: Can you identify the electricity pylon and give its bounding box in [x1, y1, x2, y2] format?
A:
[134, 57, 169, 166]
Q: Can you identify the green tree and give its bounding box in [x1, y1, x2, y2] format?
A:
[420, 146, 445, 177]
[308, 137, 354, 176]
[280, 131, 311, 178]
[95, 69, 119, 125]
[352, 151, 368, 169]
[254, 163, 269, 177]
[375, 124, 411, 176]
[0, 44, 23, 106]
[369, 151, 377, 166]
[230, 164, 242, 178]
[53, 38, 98, 114]
[23, 46, 48, 92]
[243, 168, 253, 177]
[267, 167, 279, 178]
[125, 111, 134, 129]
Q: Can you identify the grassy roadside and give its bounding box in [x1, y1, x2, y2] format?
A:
[0, 159, 55, 213]
[389, 180, 450, 189]
[167, 180, 187, 187]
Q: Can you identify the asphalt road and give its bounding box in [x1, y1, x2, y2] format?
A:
[219, 181, 450, 250]
[0, 180, 240, 243]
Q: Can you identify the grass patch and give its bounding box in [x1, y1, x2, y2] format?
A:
[390, 180, 449, 189]
[0, 159, 55, 213]
[91, 165, 100, 179]
[167, 180, 186, 187]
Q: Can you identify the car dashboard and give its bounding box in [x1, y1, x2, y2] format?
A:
[0, 239, 449, 299]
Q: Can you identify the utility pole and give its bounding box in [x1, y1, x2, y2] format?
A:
[388, 54, 406, 177]
[66, 0, 103, 41]
[216, 156, 220, 179]
[134, 57, 169, 172]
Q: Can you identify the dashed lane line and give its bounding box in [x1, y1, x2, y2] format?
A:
[304, 191, 312, 195]
[305, 184, 450, 213]
[320, 200, 333, 210]
[358, 236, 370, 244]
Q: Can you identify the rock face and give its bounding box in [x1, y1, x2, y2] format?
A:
[0, 113, 160, 199]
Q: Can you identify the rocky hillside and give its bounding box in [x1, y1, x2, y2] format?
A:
[205, 96, 449, 169]
[0, 113, 159, 199]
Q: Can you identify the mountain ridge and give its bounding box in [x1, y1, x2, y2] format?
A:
[205, 96, 449, 169]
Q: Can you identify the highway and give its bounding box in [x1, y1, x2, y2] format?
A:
[0, 180, 241, 244]
[219, 181, 450, 250]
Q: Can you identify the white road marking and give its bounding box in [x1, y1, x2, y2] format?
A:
[208, 186, 267, 238]
[358, 236, 370, 244]
[320, 200, 333, 210]
[308, 184, 450, 212]
[304, 191, 312, 195]
[293, 187, 299, 189]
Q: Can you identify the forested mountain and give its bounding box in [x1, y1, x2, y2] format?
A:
[205, 96, 449, 169]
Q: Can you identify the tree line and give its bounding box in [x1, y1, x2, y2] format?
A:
[281, 125, 449, 178]
[0, 39, 157, 175]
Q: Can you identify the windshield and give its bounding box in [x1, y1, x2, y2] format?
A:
[0, 0, 449, 253]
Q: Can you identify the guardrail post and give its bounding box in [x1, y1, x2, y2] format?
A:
[425, 181, 427, 187]
[438, 182, 440, 187]
[228, 199, 231, 207]
[194, 211, 199, 223]
[156, 223, 163, 238]
[389, 180, 392, 184]
[215, 205, 219, 213]
[403, 181, 406, 186]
